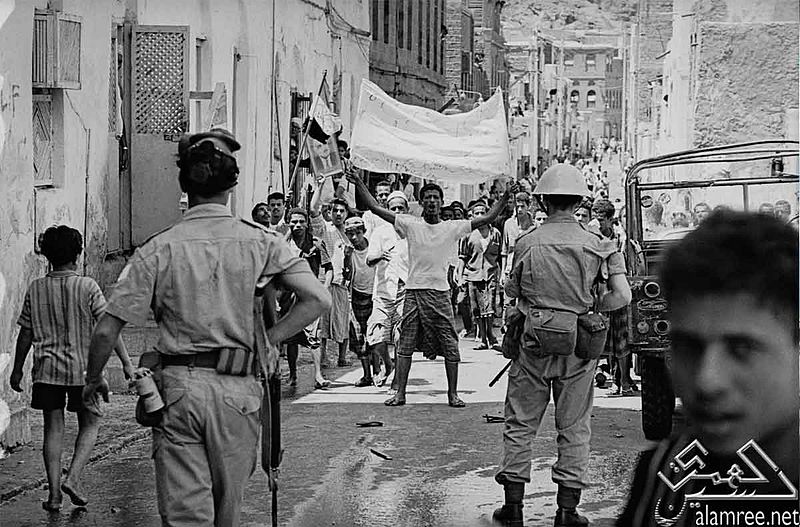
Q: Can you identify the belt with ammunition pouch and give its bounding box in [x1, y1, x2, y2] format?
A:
[160, 348, 256, 376]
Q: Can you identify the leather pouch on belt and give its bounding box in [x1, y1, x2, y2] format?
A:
[216, 348, 255, 376]
[524, 308, 578, 356]
[575, 312, 609, 360]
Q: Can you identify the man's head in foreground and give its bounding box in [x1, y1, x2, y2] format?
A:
[662, 210, 799, 457]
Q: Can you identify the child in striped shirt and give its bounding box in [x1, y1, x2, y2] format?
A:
[9, 225, 134, 512]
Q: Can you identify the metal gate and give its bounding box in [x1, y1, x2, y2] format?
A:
[129, 25, 189, 245]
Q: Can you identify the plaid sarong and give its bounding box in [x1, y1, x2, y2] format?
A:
[397, 289, 461, 362]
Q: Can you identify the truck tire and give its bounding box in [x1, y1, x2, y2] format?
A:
[641, 355, 675, 440]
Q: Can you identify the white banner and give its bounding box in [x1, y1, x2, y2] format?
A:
[350, 79, 512, 184]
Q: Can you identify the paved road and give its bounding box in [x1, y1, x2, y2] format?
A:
[0, 343, 647, 527]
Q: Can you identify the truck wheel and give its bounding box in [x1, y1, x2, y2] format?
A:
[641, 355, 675, 440]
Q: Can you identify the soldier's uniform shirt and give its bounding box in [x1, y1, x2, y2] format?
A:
[106, 203, 308, 527]
[498, 212, 626, 490]
[506, 215, 625, 312]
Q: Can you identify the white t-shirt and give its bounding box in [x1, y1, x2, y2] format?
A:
[368, 223, 408, 299]
[352, 246, 375, 295]
[363, 210, 390, 238]
[394, 215, 471, 291]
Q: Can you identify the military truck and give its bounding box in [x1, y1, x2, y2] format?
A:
[623, 140, 799, 440]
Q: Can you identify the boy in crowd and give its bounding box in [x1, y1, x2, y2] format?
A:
[10, 225, 134, 511]
[458, 200, 502, 351]
[618, 211, 799, 526]
[345, 216, 378, 386]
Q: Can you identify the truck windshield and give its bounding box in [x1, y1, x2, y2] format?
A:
[636, 158, 798, 241]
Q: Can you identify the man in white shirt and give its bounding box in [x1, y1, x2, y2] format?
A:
[349, 173, 513, 407]
[366, 191, 410, 388]
[363, 179, 393, 236]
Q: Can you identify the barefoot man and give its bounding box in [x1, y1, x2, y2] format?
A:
[349, 173, 513, 407]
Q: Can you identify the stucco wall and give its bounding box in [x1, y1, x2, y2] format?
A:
[133, 0, 274, 215]
[692, 22, 799, 147]
[0, 0, 125, 446]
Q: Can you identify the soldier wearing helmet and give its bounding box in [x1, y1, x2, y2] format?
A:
[493, 164, 632, 527]
[83, 128, 331, 525]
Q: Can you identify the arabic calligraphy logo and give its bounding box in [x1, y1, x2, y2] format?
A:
[653, 439, 798, 526]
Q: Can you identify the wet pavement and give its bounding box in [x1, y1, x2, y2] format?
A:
[0, 343, 647, 527]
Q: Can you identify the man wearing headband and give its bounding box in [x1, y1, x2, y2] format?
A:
[348, 172, 514, 407]
[344, 216, 378, 386]
[83, 129, 330, 525]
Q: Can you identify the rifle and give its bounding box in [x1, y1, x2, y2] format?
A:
[254, 286, 283, 527]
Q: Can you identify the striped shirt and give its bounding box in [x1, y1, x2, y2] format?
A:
[17, 270, 107, 386]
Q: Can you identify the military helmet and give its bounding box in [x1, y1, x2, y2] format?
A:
[533, 164, 589, 197]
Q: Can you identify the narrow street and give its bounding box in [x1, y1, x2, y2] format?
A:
[0, 340, 645, 527]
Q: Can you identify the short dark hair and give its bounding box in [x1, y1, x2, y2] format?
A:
[39, 225, 83, 266]
[267, 192, 285, 203]
[661, 210, 798, 341]
[592, 199, 615, 219]
[545, 194, 583, 210]
[419, 183, 444, 200]
[288, 207, 308, 221]
[337, 139, 349, 150]
[251, 202, 268, 220]
[329, 198, 350, 213]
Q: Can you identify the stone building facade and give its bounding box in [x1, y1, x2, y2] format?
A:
[444, 0, 478, 109]
[653, 0, 798, 155]
[468, 0, 508, 99]
[369, 0, 447, 109]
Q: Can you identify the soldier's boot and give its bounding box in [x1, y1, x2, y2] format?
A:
[554, 486, 589, 527]
[492, 482, 524, 526]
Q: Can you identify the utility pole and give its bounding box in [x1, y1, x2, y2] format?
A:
[530, 29, 540, 177]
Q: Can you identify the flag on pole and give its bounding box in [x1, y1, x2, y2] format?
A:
[307, 77, 342, 143]
[350, 79, 512, 184]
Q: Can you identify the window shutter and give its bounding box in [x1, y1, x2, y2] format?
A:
[32, 94, 54, 186]
[32, 11, 54, 88]
[56, 13, 81, 89]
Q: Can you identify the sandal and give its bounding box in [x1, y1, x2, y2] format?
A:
[42, 501, 62, 512]
[474, 343, 490, 350]
[314, 381, 330, 390]
[448, 396, 466, 408]
[384, 395, 406, 406]
[337, 360, 353, 367]
[354, 377, 374, 387]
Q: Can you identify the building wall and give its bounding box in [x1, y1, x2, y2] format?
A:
[444, 0, 475, 95]
[273, 0, 370, 191]
[369, 0, 447, 109]
[132, 0, 274, 215]
[656, 0, 799, 153]
[692, 21, 799, 147]
[634, 0, 674, 158]
[472, 0, 506, 99]
[0, 0, 127, 446]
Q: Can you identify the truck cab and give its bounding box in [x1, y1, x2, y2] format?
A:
[624, 140, 799, 440]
